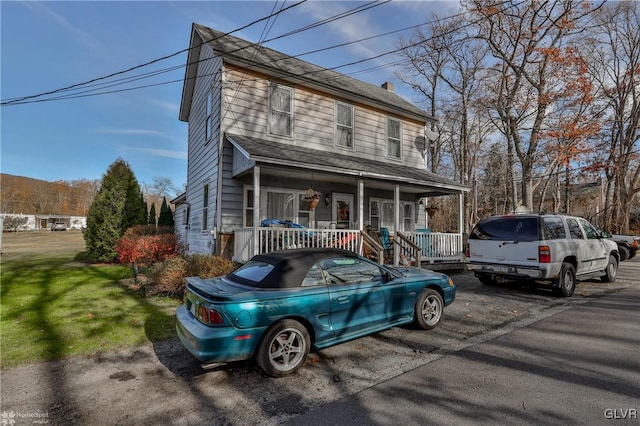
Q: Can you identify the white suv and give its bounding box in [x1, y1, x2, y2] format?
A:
[466, 213, 619, 297]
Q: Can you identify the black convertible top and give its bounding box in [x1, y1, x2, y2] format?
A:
[229, 248, 359, 289]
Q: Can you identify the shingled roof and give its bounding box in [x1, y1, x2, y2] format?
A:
[180, 23, 431, 123]
[226, 133, 468, 196]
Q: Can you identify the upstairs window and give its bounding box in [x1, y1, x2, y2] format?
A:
[269, 83, 293, 137]
[335, 101, 354, 149]
[387, 117, 402, 159]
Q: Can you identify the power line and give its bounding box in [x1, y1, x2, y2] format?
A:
[0, 0, 308, 106]
[2, 1, 530, 107]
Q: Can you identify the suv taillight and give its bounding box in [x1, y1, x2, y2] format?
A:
[465, 242, 470, 258]
[539, 245, 551, 263]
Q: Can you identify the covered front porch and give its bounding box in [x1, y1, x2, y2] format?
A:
[233, 227, 463, 268]
[223, 133, 469, 268]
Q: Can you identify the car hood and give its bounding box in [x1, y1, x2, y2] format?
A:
[394, 266, 447, 280]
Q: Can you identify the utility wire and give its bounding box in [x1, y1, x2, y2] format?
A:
[3, 0, 538, 107]
[0, 0, 308, 106]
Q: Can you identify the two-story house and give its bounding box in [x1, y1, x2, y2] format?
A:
[175, 23, 469, 266]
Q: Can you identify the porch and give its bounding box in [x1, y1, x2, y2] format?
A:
[233, 227, 464, 268]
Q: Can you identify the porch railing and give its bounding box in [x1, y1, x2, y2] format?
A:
[234, 228, 464, 265]
[233, 227, 361, 263]
[400, 231, 464, 263]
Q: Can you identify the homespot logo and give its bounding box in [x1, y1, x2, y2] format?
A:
[604, 408, 637, 420]
[1, 411, 49, 425]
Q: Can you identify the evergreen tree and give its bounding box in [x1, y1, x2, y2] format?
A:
[157, 197, 175, 227]
[84, 158, 147, 262]
[148, 203, 157, 226]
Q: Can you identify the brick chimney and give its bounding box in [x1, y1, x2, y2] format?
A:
[381, 82, 394, 92]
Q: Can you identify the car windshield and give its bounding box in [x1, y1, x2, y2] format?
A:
[471, 216, 539, 241]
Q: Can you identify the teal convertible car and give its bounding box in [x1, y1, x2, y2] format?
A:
[176, 248, 456, 377]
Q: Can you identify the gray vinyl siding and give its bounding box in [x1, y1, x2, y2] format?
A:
[220, 68, 426, 167]
[185, 43, 222, 254]
[220, 140, 244, 233]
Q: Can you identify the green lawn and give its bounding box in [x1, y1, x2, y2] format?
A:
[0, 232, 180, 369]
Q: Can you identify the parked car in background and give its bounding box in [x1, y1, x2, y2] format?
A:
[599, 231, 639, 261]
[466, 213, 619, 297]
[51, 222, 67, 231]
[176, 248, 456, 377]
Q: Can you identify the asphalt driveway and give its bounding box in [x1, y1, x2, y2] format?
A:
[1, 258, 638, 425]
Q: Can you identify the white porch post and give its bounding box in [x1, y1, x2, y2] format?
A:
[394, 184, 400, 265]
[253, 166, 261, 257]
[358, 179, 364, 230]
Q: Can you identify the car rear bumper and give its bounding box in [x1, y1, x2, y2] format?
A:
[466, 263, 555, 279]
[175, 305, 265, 363]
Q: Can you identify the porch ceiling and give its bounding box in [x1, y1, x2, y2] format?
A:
[226, 133, 469, 197]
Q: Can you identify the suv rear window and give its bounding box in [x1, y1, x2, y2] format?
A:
[470, 216, 539, 241]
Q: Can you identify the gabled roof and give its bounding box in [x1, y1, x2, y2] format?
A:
[180, 23, 432, 123]
[226, 133, 468, 196]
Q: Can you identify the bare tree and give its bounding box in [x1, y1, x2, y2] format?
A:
[585, 1, 640, 233]
[469, 0, 605, 210]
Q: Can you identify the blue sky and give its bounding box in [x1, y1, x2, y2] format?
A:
[1, 0, 458, 194]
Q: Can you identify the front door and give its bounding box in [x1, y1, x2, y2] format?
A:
[332, 193, 353, 229]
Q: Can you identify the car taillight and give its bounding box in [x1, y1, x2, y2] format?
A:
[197, 305, 224, 325]
[539, 245, 551, 263]
[465, 242, 470, 257]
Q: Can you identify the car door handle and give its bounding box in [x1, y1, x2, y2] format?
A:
[337, 296, 349, 303]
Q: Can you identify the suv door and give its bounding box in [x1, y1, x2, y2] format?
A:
[579, 218, 610, 271]
[566, 218, 593, 273]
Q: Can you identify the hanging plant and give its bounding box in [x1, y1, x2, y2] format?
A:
[304, 188, 321, 210]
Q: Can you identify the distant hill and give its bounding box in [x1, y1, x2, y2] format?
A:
[1, 173, 99, 216]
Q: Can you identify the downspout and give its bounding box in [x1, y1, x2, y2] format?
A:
[253, 166, 261, 257]
[459, 192, 464, 261]
[394, 184, 400, 266]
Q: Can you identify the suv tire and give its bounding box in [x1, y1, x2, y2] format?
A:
[554, 262, 576, 297]
[602, 255, 617, 283]
[477, 273, 497, 286]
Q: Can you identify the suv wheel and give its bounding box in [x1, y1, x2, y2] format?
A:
[554, 262, 576, 297]
[601, 255, 617, 283]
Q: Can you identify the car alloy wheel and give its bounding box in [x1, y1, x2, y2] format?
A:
[257, 319, 310, 377]
[414, 288, 443, 330]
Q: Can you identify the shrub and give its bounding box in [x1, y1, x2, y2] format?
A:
[115, 225, 182, 267]
[147, 254, 237, 297]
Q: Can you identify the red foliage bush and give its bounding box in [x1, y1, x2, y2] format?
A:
[115, 225, 182, 265]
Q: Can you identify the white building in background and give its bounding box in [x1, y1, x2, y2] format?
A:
[0, 213, 86, 231]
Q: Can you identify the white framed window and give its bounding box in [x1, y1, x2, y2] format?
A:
[244, 188, 254, 227]
[369, 199, 415, 232]
[205, 90, 214, 143]
[268, 83, 293, 138]
[335, 101, 354, 149]
[402, 202, 414, 231]
[387, 117, 402, 159]
[243, 186, 312, 227]
[202, 182, 209, 232]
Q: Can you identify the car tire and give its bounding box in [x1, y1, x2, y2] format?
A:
[628, 248, 637, 260]
[601, 255, 618, 283]
[554, 262, 576, 297]
[477, 273, 497, 286]
[619, 246, 629, 261]
[256, 319, 310, 377]
[413, 288, 444, 330]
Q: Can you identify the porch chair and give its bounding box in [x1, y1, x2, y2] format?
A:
[380, 227, 393, 262]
